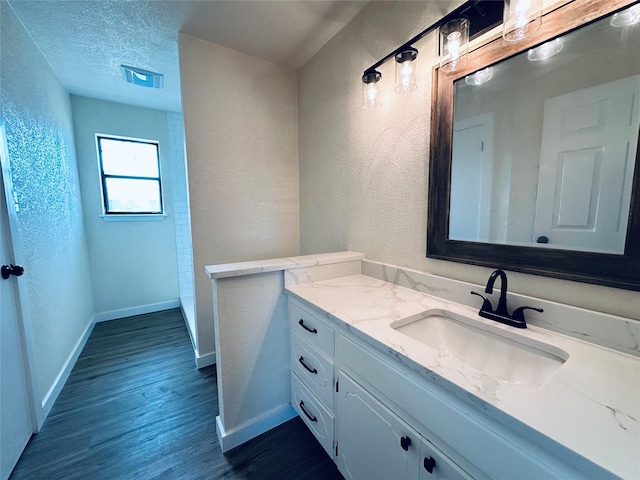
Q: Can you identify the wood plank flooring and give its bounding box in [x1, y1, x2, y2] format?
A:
[10, 309, 343, 480]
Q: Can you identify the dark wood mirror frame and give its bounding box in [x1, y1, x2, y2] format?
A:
[427, 0, 640, 291]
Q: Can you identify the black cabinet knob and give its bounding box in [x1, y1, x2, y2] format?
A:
[400, 436, 411, 451]
[2, 264, 24, 280]
[423, 456, 436, 474]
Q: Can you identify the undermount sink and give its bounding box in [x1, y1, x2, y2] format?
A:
[391, 309, 569, 389]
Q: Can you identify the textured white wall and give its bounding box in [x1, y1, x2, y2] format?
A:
[298, 0, 640, 320]
[1, 2, 95, 400]
[214, 272, 290, 435]
[179, 34, 300, 359]
[71, 96, 179, 314]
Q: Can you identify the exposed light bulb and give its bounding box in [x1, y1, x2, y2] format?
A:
[394, 47, 418, 93]
[503, 0, 542, 42]
[367, 83, 379, 106]
[401, 63, 413, 90]
[440, 19, 469, 73]
[448, 31, 462, 63]
[362, 70, 382, 109]
[515, 0, 532, 27]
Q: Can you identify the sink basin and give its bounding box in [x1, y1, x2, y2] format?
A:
[391, 309, 568, 389]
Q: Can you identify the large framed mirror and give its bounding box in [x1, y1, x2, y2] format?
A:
[427, 0, 640, 291]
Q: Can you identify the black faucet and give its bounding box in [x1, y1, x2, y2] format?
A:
[485, 269, 509, 317]
[471, 269, 543, 329]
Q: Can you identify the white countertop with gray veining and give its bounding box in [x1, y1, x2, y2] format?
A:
[286, 274, 640, 479]
[204, 251, 364, 279]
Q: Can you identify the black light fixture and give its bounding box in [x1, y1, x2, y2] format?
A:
[360, 0, 506, 107]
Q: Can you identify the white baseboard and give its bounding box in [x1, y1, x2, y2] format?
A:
[93, 300, 180, 323]
[41, 317, 95, 420]
[195, 350, 216, 369]
[216, 404, 297, 453]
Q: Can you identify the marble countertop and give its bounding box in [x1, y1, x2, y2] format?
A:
[286, 274, 640, 479]
[204, 251, 364, 279]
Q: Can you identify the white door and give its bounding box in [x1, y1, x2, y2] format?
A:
[1, 161, 34, 479]
[533, 75, 640, 253]
[450, 114, 494, 242]
[336, 372, 420, 480]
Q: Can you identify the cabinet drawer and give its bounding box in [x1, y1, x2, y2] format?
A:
[289, 299, 335, 355]
[291, 331, 334, 408]
[291, 372, 334, 457]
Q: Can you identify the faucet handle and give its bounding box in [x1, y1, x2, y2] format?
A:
[471, 291, 493, 313]
[512, 306, 543, 322]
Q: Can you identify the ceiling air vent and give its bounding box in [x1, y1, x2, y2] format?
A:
[121, 65, 164, 89]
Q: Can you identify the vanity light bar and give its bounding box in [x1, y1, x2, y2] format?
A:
[361, 0, 504, 93]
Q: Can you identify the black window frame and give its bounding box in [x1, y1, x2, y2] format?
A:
[96, 135, 164, 215]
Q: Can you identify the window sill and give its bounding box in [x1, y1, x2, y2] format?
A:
[99, 214, 168, 223]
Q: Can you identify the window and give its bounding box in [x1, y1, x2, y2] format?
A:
[97, 135, 163, 215]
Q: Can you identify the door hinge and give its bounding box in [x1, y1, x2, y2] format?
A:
[336, 378, 339, 392]
[335, 442, 338, 457]
[481, 141, 485, 152]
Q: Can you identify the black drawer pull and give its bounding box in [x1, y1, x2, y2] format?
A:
[298, 319, 318, 334]
[298, 356, 318, 374]
[400, 436, 411, 451]
[423, 456, 436, 474]
[299, 401, 317, 422]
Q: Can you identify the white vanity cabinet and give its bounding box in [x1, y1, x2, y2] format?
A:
[288, 297, 607, 480]
[288, 299, 336, 457]
[336, 371, 470, 480]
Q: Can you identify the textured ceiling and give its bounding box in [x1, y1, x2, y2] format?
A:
[8, 0, 367, 112]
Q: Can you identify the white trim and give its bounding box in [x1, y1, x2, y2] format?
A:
[41, 317, 95, 419]
[93, 300, 180, 323]
[215, 404, 297, 453]
[195, 350, 216, 369]
[99, 214, 167, 222]
[180, 298, 196, 349]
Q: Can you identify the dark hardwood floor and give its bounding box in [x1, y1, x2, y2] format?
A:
[10, 309, 343, 480]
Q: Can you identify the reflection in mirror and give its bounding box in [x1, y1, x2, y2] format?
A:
[449, 9, 640, 254]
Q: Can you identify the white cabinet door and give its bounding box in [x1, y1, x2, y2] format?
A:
[420, 437, 471, 480]
[336, 372, 420, 480]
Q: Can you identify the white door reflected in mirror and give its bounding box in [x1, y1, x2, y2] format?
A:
[534, 75, 640, 254]
[449, 9, 640, 255]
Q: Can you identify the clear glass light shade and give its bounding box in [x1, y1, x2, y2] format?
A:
[362, 71, 382, 109]
[395, 48, 418, 93]
[527, 38, 563, 61]
[610, 4, 640, 27]
[503, 0, 542, 42]
[440, 19, 469, 73]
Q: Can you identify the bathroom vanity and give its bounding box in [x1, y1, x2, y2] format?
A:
[286, 275, 637, 479]
[207, 252, 639, 479]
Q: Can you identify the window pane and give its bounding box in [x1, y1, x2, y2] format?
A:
[100, 138, 159, 177]
[104, 178, 162, 213]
